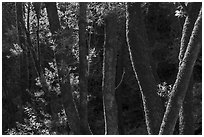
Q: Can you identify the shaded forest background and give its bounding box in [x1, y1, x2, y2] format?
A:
[2, 2, 202, 135]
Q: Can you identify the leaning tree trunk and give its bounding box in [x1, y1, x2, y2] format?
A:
[159, 9, 202, 135]
[16, 2, 28, 122]
[178, 3, 202, 63]
[60, 73, 81, 134]
[19, 2, 41, 81]
[33, 2, 42, 76]
[21, 2, 60, 131]
[45, 2, 81, 134]
[16, 2, 29, 92]
[78, 2, 92, 135]
[102, 12, 119, 135]
[19, 3, 47, 92]
[126, 3, 164, 134]
[178, 3, 201, 135]
[179, 77, 194, 134]
[45, 2, 61, 35]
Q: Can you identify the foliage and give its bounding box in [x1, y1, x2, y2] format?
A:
[157, 82, 172, 99]
[6, 103, 51, 135]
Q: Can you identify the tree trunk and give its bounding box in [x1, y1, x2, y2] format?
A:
[17, 2, 44, 91]
[19, 2, 59, 130]
[115, 31, 126, 135]
[102, 12, 119, 135]
[179, 76, 194, 134]
[33, 2, 42, 76]
[178, 3, 201, 135]
[178, 3, 202, 63]
[60, 74, 81, 134]
[115, 53, 125, 135]
[16, 2, 28, 92]
[45, 2, 61, 34]
[78, 2, 92, 135]
[126, 3, 164, 134]
[27, 49, 32, 90]
[159, 9, 202, 135]
[146, 3, 161, 84]
[21, 11, 41, 78]
[45, 2, 81, 134]
[115, 86, 124, 135]
[16, 2, 28, 122]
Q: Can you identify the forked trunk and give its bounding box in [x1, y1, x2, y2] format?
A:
[159, 9, 202, 135]
[178, 3, 201, 135]
[102, 12, 119, 135]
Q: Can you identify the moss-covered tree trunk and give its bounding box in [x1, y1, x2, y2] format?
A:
[159, 9, 202, 135]
[45, 2, 81, 134]
[126, 3, 164, 134]
[78, 2, 92, 135]
[102, 12, 119, 135]
[178, 3, 201, 135]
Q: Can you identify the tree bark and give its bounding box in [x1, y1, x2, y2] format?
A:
[17, 2, 45, 91]
[178, 3, 202, 63]
[178, 3, 201, 135]
[45, 2, 81, 134]
[179, 76, 194, 134]
[159, 9, 202, 135]
[102, 12, 119, 135]
[19, 2, 59, 130]
[115, 50, 125, 135]
[16, 2, 28, 122]
[60, 74, 81, 134]
[45, 2, 61, 35]
[115, 86, 124, 135]
[126, 3, 164, 134]
[115, 28, 126, 135]
[21, 11, 41, 79]
[78, 2, 92, 135]
[27, 49, 32, 90]
[146, 3, 161, 84]
[16, 2, 28, 93]
[33, 2, 42, 76]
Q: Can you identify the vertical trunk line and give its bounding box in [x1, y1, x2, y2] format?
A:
[102, 12, 119, 135]
[126, 3, 164, 134]
[78, 2, 92, 135]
